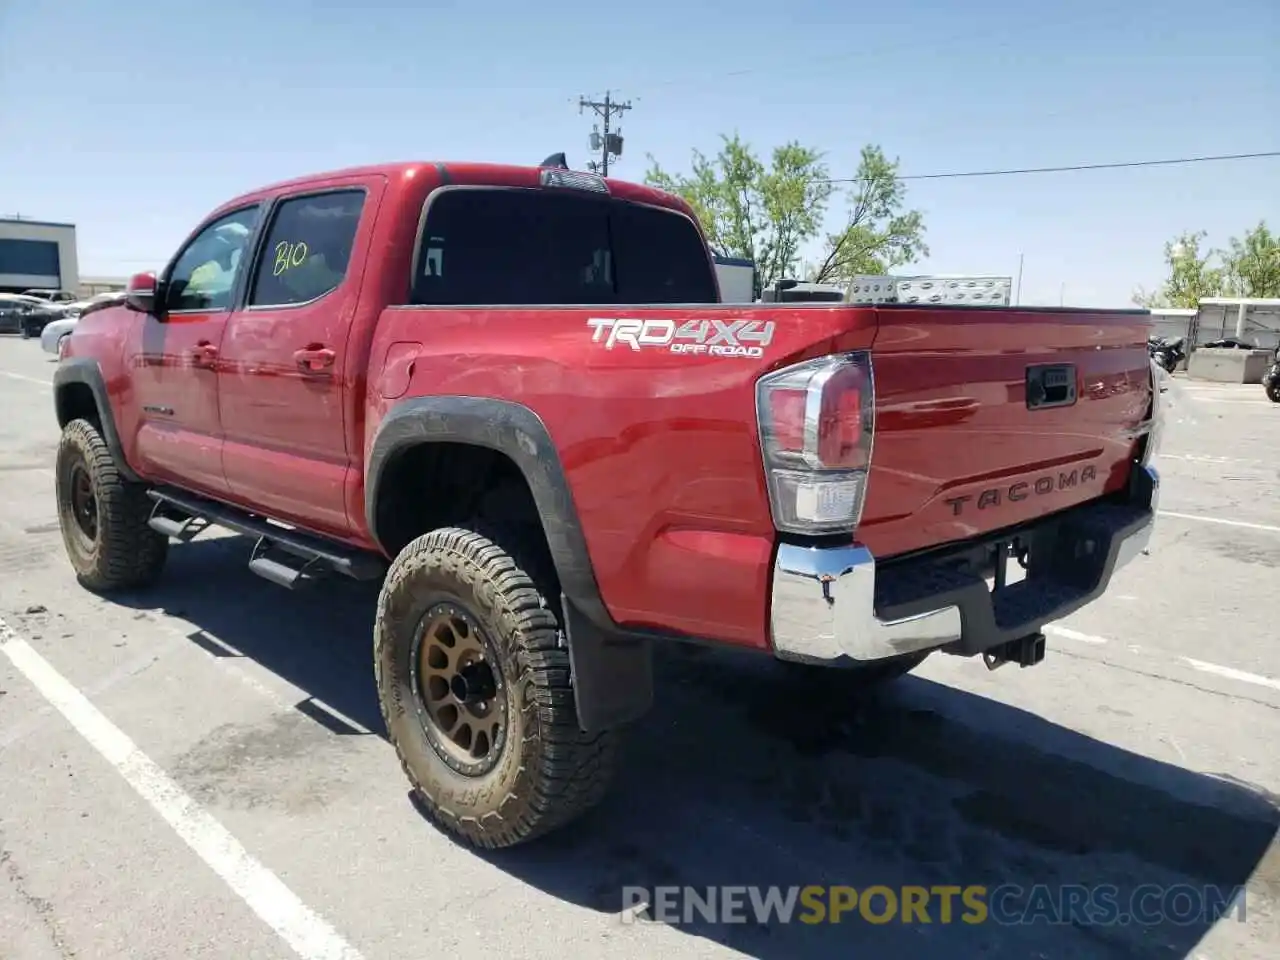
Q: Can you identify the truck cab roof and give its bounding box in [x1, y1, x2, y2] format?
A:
[211, 161, 692, 222]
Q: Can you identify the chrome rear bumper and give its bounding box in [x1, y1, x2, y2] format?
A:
[769, 465, 1160, 664]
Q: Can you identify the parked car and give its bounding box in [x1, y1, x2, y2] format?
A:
[0, 294, 47, 334]
[19, 291, 118, 338]
[20, 301, 78, 338]
[21, 288, 78, 303]
[52, 158, 1162, 851]
[41, 293, 126, 355]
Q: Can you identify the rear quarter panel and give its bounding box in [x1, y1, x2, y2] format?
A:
[365, 303, 875, 647]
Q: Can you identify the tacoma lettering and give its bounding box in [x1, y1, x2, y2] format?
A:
[945, 465, 1097, 516]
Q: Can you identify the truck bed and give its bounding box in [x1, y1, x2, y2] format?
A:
[369, 299, 1153, 647]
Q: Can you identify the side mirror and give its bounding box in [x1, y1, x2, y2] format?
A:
[124, 271, 158, 314]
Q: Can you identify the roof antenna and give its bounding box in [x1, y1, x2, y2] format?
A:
[540, 152, 569, 169]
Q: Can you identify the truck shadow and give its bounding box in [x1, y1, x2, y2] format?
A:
[110, 535, 1278, 960]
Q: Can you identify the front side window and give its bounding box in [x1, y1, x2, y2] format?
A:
[249, 190, 366, 307]
[165, 206, 260, 312]
[410, 188, 716, 305]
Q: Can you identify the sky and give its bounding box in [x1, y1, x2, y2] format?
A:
[1, 0, 1276, 307]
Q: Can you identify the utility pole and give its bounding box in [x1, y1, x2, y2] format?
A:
[578, 91, 631, 176]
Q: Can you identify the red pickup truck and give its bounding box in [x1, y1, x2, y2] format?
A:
[51, 158, 1162, 850]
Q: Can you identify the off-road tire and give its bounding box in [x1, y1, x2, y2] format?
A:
[375, 526, 619, 849]
[1266, 380, 1280, 404]
[55, 418, 168, 591]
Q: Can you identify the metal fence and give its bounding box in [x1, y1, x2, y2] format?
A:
[1149, 301, 1280, 354]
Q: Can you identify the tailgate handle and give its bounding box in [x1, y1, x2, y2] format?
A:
[1026, 364, 1077, 409]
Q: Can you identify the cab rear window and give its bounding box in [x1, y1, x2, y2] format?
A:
[410, 188, 718, 305]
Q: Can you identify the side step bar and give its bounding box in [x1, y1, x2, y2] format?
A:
[146, 487, 387, 589]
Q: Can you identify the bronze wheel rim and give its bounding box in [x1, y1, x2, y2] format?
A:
[68, 461, 98, 542]
[410, 602, 508, 776]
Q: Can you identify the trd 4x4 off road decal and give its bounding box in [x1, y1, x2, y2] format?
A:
[586, 317, 776, 358]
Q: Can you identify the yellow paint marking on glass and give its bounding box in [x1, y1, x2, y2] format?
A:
[273, 240, 309, 276]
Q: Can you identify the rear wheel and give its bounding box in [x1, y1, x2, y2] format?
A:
[375, 526, 618, 849]
[55, 418, 168, 591]
[1266, 379, 1280, 404]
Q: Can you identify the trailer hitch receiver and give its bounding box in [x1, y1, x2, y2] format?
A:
[982, 632, 1047, 671]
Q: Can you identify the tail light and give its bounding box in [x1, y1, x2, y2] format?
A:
[755, 352, 875, 535]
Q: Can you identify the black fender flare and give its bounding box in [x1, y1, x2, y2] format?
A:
[365, 396, 652, 732]
[52, 358, 142, 483]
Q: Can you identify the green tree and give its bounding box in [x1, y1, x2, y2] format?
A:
[1220, 221, 1280, 298]
[644, 135, 925, 293]
[1132, 231, 1225, 307]
[808, 145, 928, 283]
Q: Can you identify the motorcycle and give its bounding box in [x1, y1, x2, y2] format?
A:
[1262, 345, 1280, 404]
[1147, 335, 1186, 373]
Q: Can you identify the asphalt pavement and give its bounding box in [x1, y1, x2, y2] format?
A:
[0, 336, 1277, 960]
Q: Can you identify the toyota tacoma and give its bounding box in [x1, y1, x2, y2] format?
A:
[51, 158, 1162, 850]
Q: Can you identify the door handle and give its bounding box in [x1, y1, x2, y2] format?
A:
[190, 342, 218, 368]
[294, 345, 336, 373]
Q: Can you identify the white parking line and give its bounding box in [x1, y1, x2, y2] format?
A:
[0, 617, 366, 960]
[1160, 453, 1266, 466]
[0, 370, 51, 387]
[1181, 657, 1280, 693]
[1189, 398, 1272, 405]
[1047, 624, 1280, 696]
[0, 648, 161, 751]
[1044, 625, 1108, 645]
[1157, 510, 1280, 534]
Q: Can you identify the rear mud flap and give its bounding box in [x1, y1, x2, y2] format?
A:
[562, 595, 654, 733]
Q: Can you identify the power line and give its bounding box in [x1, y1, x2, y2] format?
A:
[816, 150, 1280, 185]
[82, 149, 1280, 268]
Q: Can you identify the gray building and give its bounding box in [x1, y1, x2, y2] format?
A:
[0, 217, 79, 295]
[78, 275, 129, 298]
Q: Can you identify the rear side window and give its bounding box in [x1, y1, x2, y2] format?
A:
[249, 189, 365, 307]
[609, 201, 719, 303]
[410, 188, 717, 305]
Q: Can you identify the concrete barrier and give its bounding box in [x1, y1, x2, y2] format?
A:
[1187, 348, 1274, 384]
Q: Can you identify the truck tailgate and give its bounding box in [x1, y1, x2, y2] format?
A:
[858, 306, 1154, 559]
